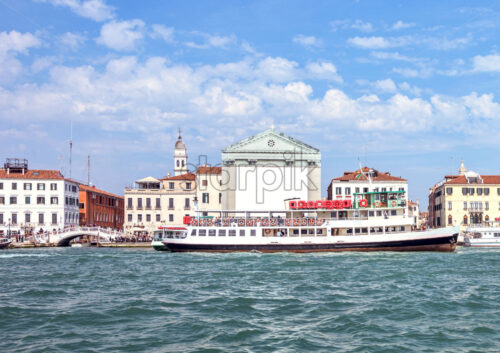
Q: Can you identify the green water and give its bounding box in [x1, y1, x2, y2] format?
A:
[0, 248, 499, 352]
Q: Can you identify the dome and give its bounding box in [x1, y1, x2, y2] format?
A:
[175, 139, 186, 149]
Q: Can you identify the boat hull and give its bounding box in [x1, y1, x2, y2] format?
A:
[160, 233, 458, 253]
[0, 241, 12, 249]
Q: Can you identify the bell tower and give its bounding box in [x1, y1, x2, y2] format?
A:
[174, 129, 187, 176]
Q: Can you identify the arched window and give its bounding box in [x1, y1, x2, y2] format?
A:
[448, 215, 452, 225]
[463, 215, 468, 225]
[176, 160, 179, 167]
[182, 160, 185, 167]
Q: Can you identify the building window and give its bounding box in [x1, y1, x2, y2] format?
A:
[446, 187, 452, 195]
[168, 198, 174, 209]
[25, 213, 30, 223]
[39, 213, 44, 225]
[219, 193, 222, 204]
[345, 187, 351, 195]
[169, 182, 174, 190]
[12, 213, 17, 224]
[485, 202, 489, 211]
[127, 198, 132, 208]
[335, 187, 342, 195]
[0, 197, 4, 205]
[37, 183, 45, 190]
[185, 182, 191, 190]
[146, 214, 151, 222]
[137, 214, 142, 222]
[25, 196, 31, 205]
[355, 187, 360, 193]
[12, 182, 18, 190]
[137, 198, 143, 208]
[463, 215, 468, 225]
[10, 196, 17, 205]
[50, 183, 57, 190]
[51, 197, 58, 205]
[448, 215, 452, 225]
[156, 214, 160, 222]
[169, 214, 174, 222]
[202, 180, 208, 186]
[448, 201, 452, 210]
[24, 183, 32, 190]
[0, 182, 3, 190]
[155, 198, 160, 208]
[52, 213, 57, 225]
[127, 214, 132, 222]
[146, 198, 151, 209]
[477, 188, 483, 196]
[463, 202, 467, 210]
[185, 198, 190, 209]
[469, 188, 475, 195]
[202, 193, 209, 203]
[37, 196, 45, 205]
[462, 188, 468, 195]
[484, 188, 490, 195]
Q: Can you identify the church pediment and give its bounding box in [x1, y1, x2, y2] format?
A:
[222, 129, 319, 154]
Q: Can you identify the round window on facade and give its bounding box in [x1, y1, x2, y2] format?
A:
[267, 139, 275, 147]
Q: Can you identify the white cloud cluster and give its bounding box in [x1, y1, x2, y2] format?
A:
[391, 21, 415, 30]
[472, 54, 500, 72]
[96, 19, 145, 51]
[36, 0, 115, 22]
[0, 31, 41, 82]
[331, 19, 373, 32]
[293, 35, 322, 48]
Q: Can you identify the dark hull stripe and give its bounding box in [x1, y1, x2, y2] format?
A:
[159, 234, 458, 253]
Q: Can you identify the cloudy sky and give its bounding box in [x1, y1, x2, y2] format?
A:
[1, 0, 500, 207]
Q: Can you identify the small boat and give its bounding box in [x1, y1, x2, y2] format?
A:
[464, 226, 500, 247]
[0, 237, 12, 249]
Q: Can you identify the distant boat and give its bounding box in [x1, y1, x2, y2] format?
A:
[0, 238, 12, 249]
[464, 226, 500, 248]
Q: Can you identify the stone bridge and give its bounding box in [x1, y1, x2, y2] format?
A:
[36, 227, 126, 247]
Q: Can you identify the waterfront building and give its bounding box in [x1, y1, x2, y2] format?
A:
[408, 200, 421, 229]
[327, 167, 410, 221]
[0, 159, 79, 236]
[123, 133, 223, 236]
[78, 184, 124, 229]
[221, 128, 321, 211]
[428, 161, 500, 228]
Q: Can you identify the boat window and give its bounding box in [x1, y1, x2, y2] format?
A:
[355, 228, 360, 234]
[191, 229, 197, 236]
[495, 233, 500, 237]
[362, 228, 368, 234]
[199, 229, 206, 236]
[153, 231, 163, 241]
[308, 229, 315, 235]
[229, 230, 236, 236]
[250, 229, 256, 236]
[301, 229, 308, 235]
[391, 210, 397, 216]
[391, 227, 396, 232]
[330, 211, 337, 218]
[376, 211, 382, 217]
[347, 229, 352, 234]
[239, 229, 245, 236]
[219, 229, 226, 236]
[209, 229, 216, 236]
[400, 226, 405, 231]
[368, 211, 374, 217]
[293, 229, 299, 235]
[378, 227, 383, 233]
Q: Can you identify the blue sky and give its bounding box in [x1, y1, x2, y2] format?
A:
[1, 0, 500, 208]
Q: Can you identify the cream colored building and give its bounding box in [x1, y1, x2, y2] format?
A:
[221, 128, 321, 211]
[428, 161, 500, 229]
[124, 134, 223, 236]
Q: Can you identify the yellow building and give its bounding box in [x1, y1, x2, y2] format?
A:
[428, 162, 500, 229]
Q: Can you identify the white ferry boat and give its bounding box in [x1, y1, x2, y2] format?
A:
[152, 197, 459, 253]
[464, 226, 500, 248]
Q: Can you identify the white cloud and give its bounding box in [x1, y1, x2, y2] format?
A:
[293, 34, 322, 48]
[370, 51, 420, 62]
[150, 24, 175, 43]
[59, 32, 87, 51]
[391, 21, 415, 30]
[257, 57, 298, 82]
[331, 19, 373, 32]
[472, 54, 500, 72]
[37, 0, 114, 22]
[184, 33, 236, 49]
[348, 36, 395, 49]
[305, 62, 342, 82]
[96, 19, 145, 51]
[374, 79, 397, 93]
[0, 31, 41, 82]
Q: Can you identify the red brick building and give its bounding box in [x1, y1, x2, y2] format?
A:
[78, 184, 124, 230]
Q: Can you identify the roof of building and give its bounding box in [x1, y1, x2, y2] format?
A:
[0, 169, 64, 180]
[136, 176, 160, 183]
[332, 167, 407, 182]
[162, 172, 196, 181]
[445, 175, 500, 185]
[79, 184, 124, 199]
[196, 166, 222, 174]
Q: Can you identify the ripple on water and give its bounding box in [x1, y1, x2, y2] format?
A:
[0, 248, 499, 352]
